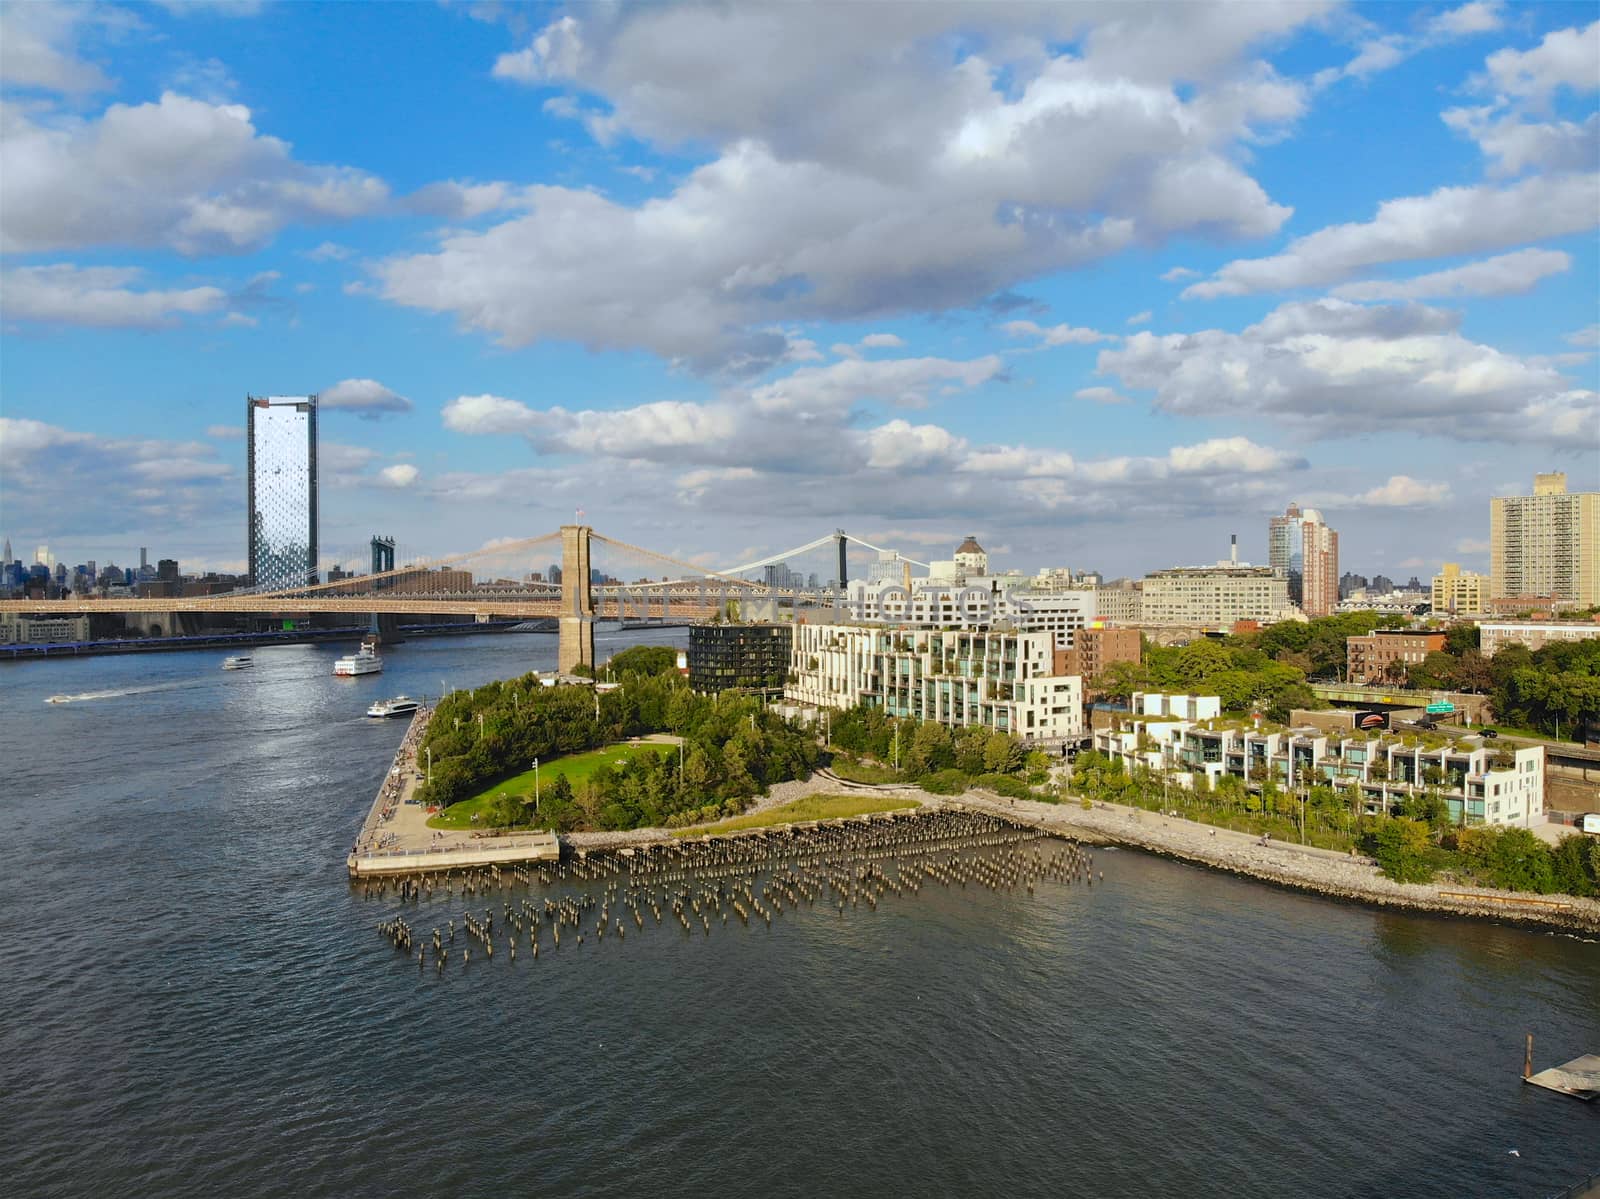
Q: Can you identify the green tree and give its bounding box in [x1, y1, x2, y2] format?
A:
[983, 731, 1022, 774]
[1549, 835, 1598, 897]
[1371, 818, 1435, 883]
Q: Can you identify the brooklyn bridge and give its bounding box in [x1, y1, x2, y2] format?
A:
[0, 527, 924, 672]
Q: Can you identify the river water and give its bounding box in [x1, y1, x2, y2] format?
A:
[1, 630, 1595, 1198]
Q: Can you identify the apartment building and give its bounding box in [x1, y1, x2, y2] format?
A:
[843, 579, 1096, 641]
[1346, 629, 1448, 683]
[1141, 566, 1293, 627]
[1057, 626, 1142, 687]
[1490, 472, 1599, 605]
[1478, 620, 1600, 657]
[786, 623, 1083, 746]
[1430, 563, 1487, 615]
[1269, 504, 1339, 617]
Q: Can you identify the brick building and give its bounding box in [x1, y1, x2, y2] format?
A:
[1346, 629, 1447, 684]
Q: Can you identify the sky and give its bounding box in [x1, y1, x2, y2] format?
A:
[1, 0, 1597, 583]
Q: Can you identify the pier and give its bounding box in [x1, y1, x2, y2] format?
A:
[346, 706, 559, 878]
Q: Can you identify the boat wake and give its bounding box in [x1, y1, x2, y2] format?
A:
[44, 682, 188, 705]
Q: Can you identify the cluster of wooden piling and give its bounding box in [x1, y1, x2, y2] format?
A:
[367, 809, 1105, 975]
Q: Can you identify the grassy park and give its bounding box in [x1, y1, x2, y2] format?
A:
[427, 741, 672, 829]
[672, 793, 920, 837]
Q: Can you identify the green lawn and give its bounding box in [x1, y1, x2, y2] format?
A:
[672, 793, 920, 837]
[427, 741, 671, 829]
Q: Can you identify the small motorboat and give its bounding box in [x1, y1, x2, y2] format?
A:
[45, 694, 71, 704]
[222, 655, 254, 671]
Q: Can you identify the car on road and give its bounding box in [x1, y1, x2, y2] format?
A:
[1417, 720, 1439, 730]
[1481, 729, 1499, 738]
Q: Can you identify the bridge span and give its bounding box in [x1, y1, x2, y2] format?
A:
[1, 525, 864, 671]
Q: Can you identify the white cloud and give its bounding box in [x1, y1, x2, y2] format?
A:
[0, 264, 226, 328]
[1160, 266, 1199, 281]
[1098, 297, 1598, 446]
[0, 2, 112, 94]
[1484, 20, 1599, 100]
[1566, 324, 1600, 348]
[205, 424, 243, 439]
[320, 378, 413, 419]
[377, 463, 421, 488]
[1441, 23, 1600, 177]
[442, 393, 542, 436]
[1443, 105, 1600, 177]
[403, 179, 520, 220]
[1330, 247, 1570, 300]
[860, 332, 905, 349]
[381, 4, 1319, 368]
[1126, 310, 1153, 326]
[1183, 173, 1599, 298]
[1, 92, 390, 255]
[1354, 475, 1453, 507]
[153, 1, 265, 16]
[0, 416, 236, 538]
[1427, 2, 1504, 38]
[1313, 2, 1504, 90]
[749, 355, 1003, 414]
[1002, 320, 1115, 347]
[1456, 537, 1492, 554]
[863, 420, 968, 470]
[1074, 386, 1130, 405]
[1166, 437, 1301, 475]
[220, 311, 257, 327]
[302, 241, 354, 262]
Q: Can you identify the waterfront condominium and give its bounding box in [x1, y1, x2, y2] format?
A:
[1268, 504, 1339, 617]
[247, 395, 319, 591]
[1490, 473, 1599, 606]
[785, 622, 1083, 747]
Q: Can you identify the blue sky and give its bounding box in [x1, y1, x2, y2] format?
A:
[1, 0, 1596, 583]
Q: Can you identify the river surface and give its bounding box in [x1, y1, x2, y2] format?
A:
[1, 630, 1595, 1199]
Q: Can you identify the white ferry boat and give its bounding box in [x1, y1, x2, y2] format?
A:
[221, 655, 254, 671]
[367, 696, 420, 719]
[333, 644, 383, 677]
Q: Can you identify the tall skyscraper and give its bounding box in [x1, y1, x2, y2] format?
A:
[1268, 504, 1338, 617]
[1490, 472, 1599, 605]
[247, 395, 319, 590]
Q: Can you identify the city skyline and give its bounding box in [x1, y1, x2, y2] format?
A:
[1, 2, 1597, 578]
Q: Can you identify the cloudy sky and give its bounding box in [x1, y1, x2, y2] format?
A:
[1, 0, 1596, 581]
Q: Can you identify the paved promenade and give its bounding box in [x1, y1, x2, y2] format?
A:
[346, 708, 557, 876]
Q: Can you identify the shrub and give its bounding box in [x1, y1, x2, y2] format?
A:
[976, 773, 1033, 799]
[918, 769, 972, 796]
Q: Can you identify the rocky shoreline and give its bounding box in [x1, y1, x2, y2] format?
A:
[955, 791, 1600, 936]
[559, 774, 1600, 935]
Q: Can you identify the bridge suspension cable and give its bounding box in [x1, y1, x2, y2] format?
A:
[841, 533, 929, 569]
[720, 533, 841, 575]
[591, 533, 791, 592]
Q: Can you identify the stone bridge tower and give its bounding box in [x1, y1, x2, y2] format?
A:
[558, 524, 595, 674]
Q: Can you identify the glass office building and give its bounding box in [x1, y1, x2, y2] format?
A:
[247, 395, 318, 590]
